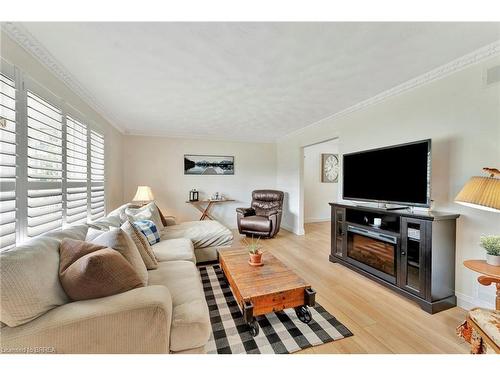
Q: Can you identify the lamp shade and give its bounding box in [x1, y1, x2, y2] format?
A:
[132, 186, 154, 202]
[455, 176, 500, 213]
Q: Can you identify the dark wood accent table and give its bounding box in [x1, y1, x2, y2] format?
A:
[186, 199, 235, 220]
[218, 248, 315, 336]
[464, 260, 500, 310]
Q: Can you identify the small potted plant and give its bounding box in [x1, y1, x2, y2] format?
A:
[480, 235, 500, 266]
[244, 236, 263, 266]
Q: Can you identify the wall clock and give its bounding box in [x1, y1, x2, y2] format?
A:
[321, 153, 339, 183]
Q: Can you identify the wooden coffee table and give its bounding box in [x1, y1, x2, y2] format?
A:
[218, 248, 316, 336]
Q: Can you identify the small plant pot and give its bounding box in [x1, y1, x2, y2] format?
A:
[486, 254, 500, 266]
[249, 251, 263, 265]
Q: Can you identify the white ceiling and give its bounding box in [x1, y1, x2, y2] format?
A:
[16, 22, 500, 141]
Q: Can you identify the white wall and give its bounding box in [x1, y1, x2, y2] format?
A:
[277, 56, 500, 309]
[122, 136, 277, 229]
[303, 139, 338, 223]
[1, 34, 125, 212]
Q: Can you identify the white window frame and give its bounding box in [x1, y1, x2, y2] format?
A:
[0, 58, 106, 248]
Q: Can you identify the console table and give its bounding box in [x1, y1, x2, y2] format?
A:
[329, 202, 459, 313]
[186, 199, 235, 220]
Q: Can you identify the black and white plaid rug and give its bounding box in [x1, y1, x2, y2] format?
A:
[199, 264, 353, 354]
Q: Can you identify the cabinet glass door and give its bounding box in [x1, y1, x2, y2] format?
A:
[334, 208, 345, 257]
[400, 218, 427, 297]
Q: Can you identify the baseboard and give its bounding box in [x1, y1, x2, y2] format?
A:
[304, 217, 331, 224]
[281, 223, 304, 236]
[456, 291, 495, 310]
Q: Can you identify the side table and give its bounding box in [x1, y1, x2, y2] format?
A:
[463, 260, 500, 310]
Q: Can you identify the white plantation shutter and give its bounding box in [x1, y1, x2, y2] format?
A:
[66, 116, 88, 223]
[1, 67, 107, 249]
[90, 129, 105, 220]
[0, 73, 17, 251]
[26, 91, 63, 238]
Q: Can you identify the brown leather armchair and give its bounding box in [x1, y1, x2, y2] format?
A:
[236, 190, 284, 238]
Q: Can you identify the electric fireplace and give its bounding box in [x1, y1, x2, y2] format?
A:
[346, 225, 398, 284]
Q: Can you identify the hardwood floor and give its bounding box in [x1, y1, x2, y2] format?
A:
[230, 222, 469, 354]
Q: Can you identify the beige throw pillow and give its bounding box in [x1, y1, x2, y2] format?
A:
[125, 202, 165, 232]
[0, 237, 69, 327]
[59, 239, 143, 301]
[91, 228, 148, 285]
[121, 221, 158, 270]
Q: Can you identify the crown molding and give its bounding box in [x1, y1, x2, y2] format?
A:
[280, 40, 500, 141]
[124, 129, 277, 144]
[1, 22, 125, 134]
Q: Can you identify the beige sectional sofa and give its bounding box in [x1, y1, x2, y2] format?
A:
[0, 206, 233, 354]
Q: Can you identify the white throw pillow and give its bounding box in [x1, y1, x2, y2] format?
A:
[125, 202, 165, 232]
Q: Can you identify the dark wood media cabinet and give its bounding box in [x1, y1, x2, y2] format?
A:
[329, 202, 459, 314]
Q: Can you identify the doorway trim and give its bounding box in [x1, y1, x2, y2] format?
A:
[299, 137, 340, 235]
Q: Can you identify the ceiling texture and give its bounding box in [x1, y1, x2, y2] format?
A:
[5, 22, 500, 142]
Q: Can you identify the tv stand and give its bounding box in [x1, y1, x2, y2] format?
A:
[329, 202, 459, 314]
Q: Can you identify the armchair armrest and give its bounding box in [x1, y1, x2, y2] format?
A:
[0, 286, 173, 354]
[236, 207, 255, 216]
[265, 209, 281, 217]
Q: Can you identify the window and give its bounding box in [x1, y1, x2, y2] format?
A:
[0, 65, 106, 250]
[0, 73, 17, 251]
[90, 130, 105, 220]
[26, 91, 64, 237]
[66, 116, 88, 224]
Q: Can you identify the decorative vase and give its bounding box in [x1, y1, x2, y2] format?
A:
[249, 251, 263, 265]
[486, 254, 500, 266]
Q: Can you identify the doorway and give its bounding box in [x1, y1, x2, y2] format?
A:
[302, 138, 339, 233]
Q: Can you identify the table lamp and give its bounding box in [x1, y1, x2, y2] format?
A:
[455, 167, 500, 213]
[455, 167, 500, 266]
[132, 186, 155, 206]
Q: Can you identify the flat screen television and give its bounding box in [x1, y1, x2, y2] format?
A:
[342, 139, 431, 207]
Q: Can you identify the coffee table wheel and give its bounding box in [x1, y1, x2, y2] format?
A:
[248, 318, 260, 337]
[295, 306, 312, 324]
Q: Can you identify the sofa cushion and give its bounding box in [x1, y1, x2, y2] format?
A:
[121, 221, 158, 270]
[42, 224, 89, 242]
[160, 220, 233, 249]
[153, 238, 196, 263]
[147, 261, 210, 352]
[91, 228, 148, 285]
[88, 216, 122, 230]
[0, 236, 70, 327]
[59, 239, 143, 301]
[125, 202, 165, 232]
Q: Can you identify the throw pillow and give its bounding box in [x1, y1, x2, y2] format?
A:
[121, 221, 158, 270]
[59, 239, 143, 301]
[88, 216, 122, 230]
[133, 220, 160, 246]
[125, 202, 165, 232]
[155, 204, 170, 227]
[86, 227, 106, 242]
[91, 228, 148, 285]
